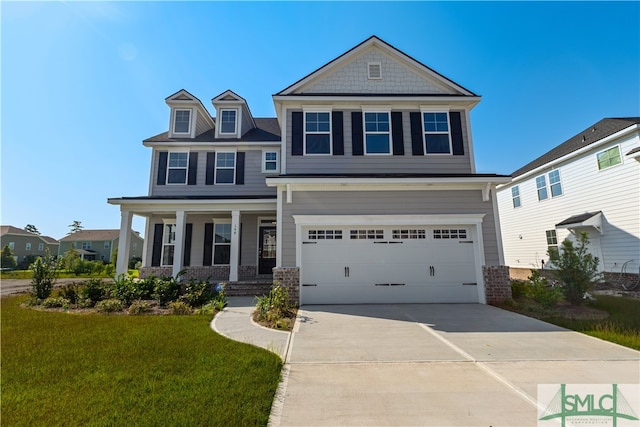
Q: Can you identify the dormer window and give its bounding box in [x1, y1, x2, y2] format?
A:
[220, 109, 237, 134]
[173, 109, 191, 134]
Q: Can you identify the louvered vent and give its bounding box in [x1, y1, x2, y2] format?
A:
[368, 62, 382, 79]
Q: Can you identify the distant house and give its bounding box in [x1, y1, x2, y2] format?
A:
[58, 229, 143, 263]
[496, 118, 640, 282]
[0, 225, 60, 267]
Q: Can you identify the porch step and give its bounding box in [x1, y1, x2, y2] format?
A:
[224, 282, 273, 297]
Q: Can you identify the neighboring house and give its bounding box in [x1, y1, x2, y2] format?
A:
[109, 36, 511, 305]
[0, 225, 59, 266]
[59, 229, 144, 263]
[496, 118, 640, 281]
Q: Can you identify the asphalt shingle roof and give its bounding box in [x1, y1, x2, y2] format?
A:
[60, 229, 140, 242]
[1, 225, 58, 243]
[144, 118, 280, 143]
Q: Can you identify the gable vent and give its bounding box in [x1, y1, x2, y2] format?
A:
[368, 62, 382, 79]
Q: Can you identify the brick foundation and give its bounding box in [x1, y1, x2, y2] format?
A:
[272, 267, 300, 303]
[483, 265, 512, 304]
[138, 267, 172, 279]
[239, 265, 257, 280]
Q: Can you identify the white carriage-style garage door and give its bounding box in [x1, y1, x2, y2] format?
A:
[300, 224, 482, 304]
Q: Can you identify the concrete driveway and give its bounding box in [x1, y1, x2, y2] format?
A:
[270, 304, 639, 427]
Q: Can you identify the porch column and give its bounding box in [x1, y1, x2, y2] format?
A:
[172, 210, 186, 278]
[229, 210, 241, 281]
[115, 210, 132, 277]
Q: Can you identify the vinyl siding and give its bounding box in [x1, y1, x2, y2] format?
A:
[194, 110, 212, 137]
[1, 234, 58, 261]
[285, 109, 472, 174]
[280, 189, 499, 267]
[497, 132, 640, 273]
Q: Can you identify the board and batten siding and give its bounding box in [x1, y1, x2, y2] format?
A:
[497, 133, 640, 272]
[149, 148, 276, 197]
[280, 189, 500, 268]
[285, 109, 472, 174]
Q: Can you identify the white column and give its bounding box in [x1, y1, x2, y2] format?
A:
[229, 210, 241, 281]
[140, 216, 151, 267]
[115, 210, 132, 277]
[172, 210, 186, 279]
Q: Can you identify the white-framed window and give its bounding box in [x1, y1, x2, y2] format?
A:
[596, 146, 622, 170]
[161, 224, 176, 266]
[219, 109, 237, 134]
[25, 242, 31, 251]
[423, 112, 451, 154]
[350, 230, 384, 240]
[8, 242, 14, 250]
[262, 150, 279, 173]
[433, 229, 467, 239]
[167, 152, 189, 184]
[215, 152, 236, 184]
[392, 229, 426, 240]
[537, 170, 563, 201]
[82, 242, 91, 250]
[173, 109, 191, 134]
[364, 112, 391, 154]
[308, 230, 343, 240]
[38, 243, 44, 251]
[104, 241, 110, 249]
[548, 170, 562, 197]
[213, 223, 231, 265]
[368, 62, 382, 79]
[511, 186, 521, 208]
[546, 230, 558, 256]
[536, 175, 548, 201]
[304, 112, 331, 155]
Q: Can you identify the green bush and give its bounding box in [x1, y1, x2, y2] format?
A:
[110, 275, 144, 305]
[511, 280, 528, 299]
[153, 275, 181, 307]
[30, 249, 60, 299]
[95, 299, 123, 313]
[179, 278, 214, 307]
[80, 278, 106, 306]
[527, 271, 562, 308]
[58, 283, 80, 304]
[128, 300, 152, 315]
[104, 264, 115, 277]
[42, 296, 70, 308]
[168, 301, 192, 315]
[254, 284, 294, 327]
[1, 245, 17, 269]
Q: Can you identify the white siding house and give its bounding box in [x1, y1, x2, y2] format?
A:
[496, 118, 640, 280]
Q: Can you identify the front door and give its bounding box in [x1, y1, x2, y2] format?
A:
[258, 227, 277, 275]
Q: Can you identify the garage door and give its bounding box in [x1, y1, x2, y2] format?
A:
[300, 226, 480, 304]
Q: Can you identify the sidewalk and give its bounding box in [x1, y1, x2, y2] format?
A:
[210, 296, 291, 359]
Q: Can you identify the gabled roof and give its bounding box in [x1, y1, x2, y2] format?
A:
[143, 117, 281, 144]
[275, 35, 477, 97]
[512, 118, 640, 177]
[211, 89, 257, 130]
[165, 89, 215, 129]
[1, 225, 59, 244]
[60, 229, 142, 242]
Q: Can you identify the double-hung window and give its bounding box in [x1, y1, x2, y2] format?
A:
[546, 230, 558, 257]
[536, 170, 563, 201]
[162, 224, 176, 266]
[304, 112, 331, 154]
[38, 243, 44, 251]
[548, 170, 562, 197]
[213, 223, 231, 265]
[511, 186, 521, 208]
[82, 242, 91, 250]
[596, 146, 621, 170]
[104, 241, 110, 249]
[167, 152, 189, 184]
[173, 109, 191, 134]
[364, 112, 391, 154]
[536, 175, 548, 201]
[262, 150, 279, 173]
[215, 152, 236, 184]
[220, 110, 237, 134]
[25, 243, 31, 251]
[423, 112, 451, 154]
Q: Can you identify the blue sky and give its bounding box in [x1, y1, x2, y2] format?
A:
[2, 1, 639, 240]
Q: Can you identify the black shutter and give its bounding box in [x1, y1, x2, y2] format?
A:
[450, 111, 464, 155]
[332, 111, 344, 155]
[292, 111, 303, 156]
[410, 112, 424, 156]
[151, 224, 163, 267]
[183, 223, 192, 266]
[391, 112, 405, 156]
[351, 112, 364, 156]
[235, 152, 245, 185]
[205, 152, 215, 185]
[188, 152, 198, 185]
[203, 223, 213, 266]
[157, 151, 168, 185]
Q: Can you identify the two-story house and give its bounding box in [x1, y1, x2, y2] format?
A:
[58, 229, 144, 263]
[496, 118, 640, 284]
[0, 225, 59, 268]
[109, 36, 511, 305]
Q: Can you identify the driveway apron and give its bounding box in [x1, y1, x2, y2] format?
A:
[270, 304, 639, 427]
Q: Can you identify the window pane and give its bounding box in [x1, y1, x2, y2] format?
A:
[366, 134, 390, 154]
[214, 246, 231, 265]
[167, 169, 187, 184]
[538, 187, 548, 201]
[511, 186, 520, 197]
[425, 134, 450, 153]
[512, 197, 521, 208]
[214, 224, 231, 243]
[424, 112, 449, 133]
[174, 110, 190, 133]
[162, 245, 174, 266]
[597, 147, 621, 170]
[221, 110, 236, 133]
[265, 162, 277, 170]
[216, 169, 234, 184]
[306, 134, 331, 154]
[305, 112, 330, 132]
[164, 224, 176, 244]
[169, 152, 188, 167]
[265, 152, 277, 161]
[550, 183, 563, 197]
[216, 153, 235, 167]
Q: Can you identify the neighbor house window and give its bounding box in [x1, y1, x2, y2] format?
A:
[262, 150, 279, 173]
[213, 223, 231, 265]
[423, 112, 451, 154]
[162, 224, 176, 266]
[546, 230, 558, 257]
[304, 112, 331, 154]
[173, 109, 191, 134]
[82, 242, 91, 250]
[8, 242, 14, 250]
[104, 241, 110, 249]
[25, 242, 31, 251]
[215, 152, 236, 184]
[220, 110, 237, 134]
[511, 186, 521, 208]
[38, 243, 44, 251]
[167, 152, 189, 184]
[596, 146, 621, 170]
[364, 112, 391, 154]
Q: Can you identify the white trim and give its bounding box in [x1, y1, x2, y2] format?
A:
[293, 214, 486, 226]
[595, 144, 623, 171]
[261, 149, 280, 173]
[166, 151, 190, 185]
[229, 211, 240, 281]
[491, 187, 505, 265]
[303, 110, 332, 156]
[171, 108, 193, 137]
[362, 109, 392, 155]
[465, 107, 476, 173]
[214, 151, 237, 185]
[280, 104, 287, 174]
[421, 110, 453, 155]
[276, 189, 283, 267]
[218, 108, 239, 136]
[108, 198, 277, 214]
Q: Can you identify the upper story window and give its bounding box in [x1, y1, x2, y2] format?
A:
[82, 242, 91, 250]
[220, 109, 237, 134]
[167, 152, 189, 184]
[8, 242, 14, 250]
[423, 112, 451, 154]
[364, 112, 391, 154]
[38, 243, 44, 251]
[215, 152, 236, 184]
[305, 112, 331, 155]
[162, 224, 176, 266]
[536, 175, 548, 200]
[511, 186, 521, 208]
[536, 170, 563, 201]
[596, 146, 621, 170]
[262, 150, 279, 173]
[173, 109, 191, 134]
[25, 242, 31, 251]
[104, 241, 110, 249]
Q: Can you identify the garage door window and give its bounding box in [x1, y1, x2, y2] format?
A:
[392, 229, 426, 239]
[350, 229, 384, 240]
[433, 229, 467, 239]
[308, 230, 343, 240]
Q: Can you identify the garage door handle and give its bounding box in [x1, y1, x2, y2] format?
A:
[387, 241, 403, 244]
[429, 266, 435, 276]
[463, 282, 477, 286]
[344, 266, 350, 277]
[375, 283, 390, 286]
[303, 242, 317, 244]
[459, 241, 474, 244]
[373, 241, 388, 244]
[302, 284, 317, 287]
[390, 283, 405, 286]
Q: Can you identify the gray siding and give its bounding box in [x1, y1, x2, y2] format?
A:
[285, 109, 473, 174]
[195, 110, 212, 137]
[1, 234, 58, 262]
[240, 109, 253, 137]
[280, 189, 500, 267]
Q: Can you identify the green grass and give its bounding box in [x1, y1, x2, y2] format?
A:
[1, 295, 282, 426]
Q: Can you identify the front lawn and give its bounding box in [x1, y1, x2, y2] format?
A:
[1, 295, 282, 426]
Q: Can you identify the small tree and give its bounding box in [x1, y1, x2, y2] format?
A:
[24, 224, 41, 235]
[548, 232, 601, 305]
[68, 220, 84, 234]
[30, 249, 60, 299]
[1, 245, 17, 269]
[62, 247, 80, 272]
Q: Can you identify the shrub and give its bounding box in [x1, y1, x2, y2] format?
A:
[153, 275, 181, 307]
[110, 275, 145, 305]
[18, 255, 38, 271]
[42, 296, 70, 308]
[168, 301, 192, 315]
[254, 284, 294, 326]
[127, 300, 152, 315]
[1, 245, 17, 269]
[179, 279, 213, 307]
[58, 283, 80, 304]
[95, 299, 123, 313]
[104, 264, 115, 277]
[128, 257, 142, 270]
[511, 280, 528, 299]
[527, 271, 562, 309]
[80, 278, 106, 306]
[30, 249, 60, 300]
